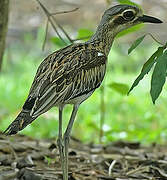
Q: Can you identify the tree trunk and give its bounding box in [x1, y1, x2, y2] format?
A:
[0, 0, 9, 71]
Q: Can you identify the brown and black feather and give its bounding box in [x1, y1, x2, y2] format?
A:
[4, 4, 146, 135]
[4, 43, 107, 135]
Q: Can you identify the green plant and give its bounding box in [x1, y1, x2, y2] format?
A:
[128, 35, 167, 104]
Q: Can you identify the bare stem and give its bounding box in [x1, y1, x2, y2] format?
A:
[146, 33, 164, 46]
[50, 8, 79, 15]
[51, 16, 73, 43]
[42, 19, 49, 51]
[36, 0, 71, 45]
[99, 84, 105, 143]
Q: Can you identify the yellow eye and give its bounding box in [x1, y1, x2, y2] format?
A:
[123, 11, 135, 20]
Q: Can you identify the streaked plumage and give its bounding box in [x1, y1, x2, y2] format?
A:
[4, 4, 162, 180]
[4, 43, 107, 134]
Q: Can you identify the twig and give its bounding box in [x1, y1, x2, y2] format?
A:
[108, 160, 117, 176]
[36, 0, 67, 44]
[146, 33, 164, 46]
[99, 84, 105, 144]
[126, 166, 149, 175]
[49, 8, 79, 43]
[50, 8, 79, 15]
[51, 16, 73, 43]
[36, 0, 91, 47]
[42, 19, 49, 51]
[36, 0, 80, 46]
[151, 166, 167, 177]
[48, 17, 67, 45]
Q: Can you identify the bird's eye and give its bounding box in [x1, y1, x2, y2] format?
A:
[123, 11, 135, 20]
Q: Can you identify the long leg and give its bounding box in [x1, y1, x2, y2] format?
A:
[63, 104, 80, 180]
[57, 106, 66, 177]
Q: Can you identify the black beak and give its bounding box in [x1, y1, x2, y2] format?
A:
[137, 15, 163, 23]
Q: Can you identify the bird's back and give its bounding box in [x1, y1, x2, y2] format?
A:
[4, 42, 107, 134]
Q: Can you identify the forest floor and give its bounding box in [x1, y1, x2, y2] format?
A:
[0, 132, 167, 180]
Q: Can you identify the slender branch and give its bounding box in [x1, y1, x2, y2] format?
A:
[36, 0, 50, 17]
[51, 16, 73, 43]
[146, 33, 164, 46]
[50, 8, 79, 15]
[36, 0, 67, 44]
[42, 19, 49, 51]
[49, 7, 79, 43]
[49, 17, 67, 45]
[99, 84, 106, 143]
[108, 160, 117, 176]
[36, 0, 92, 47]
[0, 0, 9, 72]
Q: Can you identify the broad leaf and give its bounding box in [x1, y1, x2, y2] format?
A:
[109, 82, 129, 95]
[150, 50, 167, 104]
[128, 35, 146, 54]
[128, 46, 164, 94]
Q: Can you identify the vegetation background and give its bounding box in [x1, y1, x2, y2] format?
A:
[0, 0, 167, 144]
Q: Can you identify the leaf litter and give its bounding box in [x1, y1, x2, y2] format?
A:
[1, 132, 167, 179]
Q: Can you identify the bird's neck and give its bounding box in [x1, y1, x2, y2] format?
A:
[88, 23, 116, 56]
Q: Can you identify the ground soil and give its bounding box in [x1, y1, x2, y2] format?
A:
[0, 132, 167, 180]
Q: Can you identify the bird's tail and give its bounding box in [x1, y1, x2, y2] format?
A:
[4, 110, 36, 135]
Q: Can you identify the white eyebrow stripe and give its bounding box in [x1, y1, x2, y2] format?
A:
[97, 52, 104, 56]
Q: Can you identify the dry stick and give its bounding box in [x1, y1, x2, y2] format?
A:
[48, 8, 80, 44]
[36, 0, 67, 44]
[146, 33, 164, 46]
[49, 8, 80, 43]
[42, 19, 49, 51]
[50, 8, 79, 43]
[36, 0, 90, 47]
[99, 85, 105, 143]
[36, 0, 80, 45]
[126, 166, 149, 176]
[108, 160, 117, 176]
[49, 18, 67, 44]
[151, 166, 167, 177]
[51, 16, 73, 43]
[50, 7, 79, 15]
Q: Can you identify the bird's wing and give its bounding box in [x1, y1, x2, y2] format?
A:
[22, 43, 107, 117]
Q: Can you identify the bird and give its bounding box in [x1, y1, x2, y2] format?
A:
[4, 4, 162, 180]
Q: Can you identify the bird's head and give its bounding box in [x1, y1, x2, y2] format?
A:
[100, 4, 162, 35]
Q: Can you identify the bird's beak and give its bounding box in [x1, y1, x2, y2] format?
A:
[137, 15, 163, 23]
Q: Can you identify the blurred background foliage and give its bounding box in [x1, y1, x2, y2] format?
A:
[0, 0, 167, 144]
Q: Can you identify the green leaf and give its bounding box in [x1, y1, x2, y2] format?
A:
[109, 82, 129, 95]
[142, 47, 164, 71]
[77, 28, 94, 41]
[44, 156, 52, 165]
[128, 46, 164, 94]
[117, 24, 144, 38]
[150, 50, 167, 104]
[50, 37, 66, 47]
[128, 35, 146, 54]
[117, 0, 139, 6]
